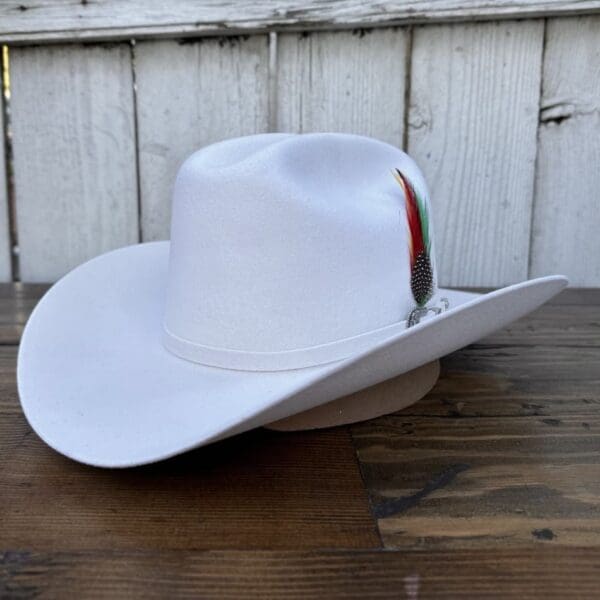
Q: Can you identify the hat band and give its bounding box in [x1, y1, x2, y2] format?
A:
[162, 318, 409, 372]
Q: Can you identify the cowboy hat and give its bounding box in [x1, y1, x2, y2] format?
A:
[17, 133, 567, 467]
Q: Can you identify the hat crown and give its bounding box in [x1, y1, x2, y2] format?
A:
[163, 133, 436, 369]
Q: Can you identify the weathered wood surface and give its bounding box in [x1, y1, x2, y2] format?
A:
[2, 549, 600, 599]
[530, 16, 600, 287]
[0, 53, 11, 283]
[0, 285, 599, 596]
[9, 44, 139, 282]
[135, 36, 270, 241]
[408, 20, 544, 287]
[2, 17, 599, 285]
[276, 28, 407, 147]
[352, 292, 600, 550]
[0, 283, 47, 344]
[2, 0, 600, 43]
[1, 403, 378, 550]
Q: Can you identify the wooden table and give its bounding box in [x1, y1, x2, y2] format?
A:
[1, 285, 599, 598]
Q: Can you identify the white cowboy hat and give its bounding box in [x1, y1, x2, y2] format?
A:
[17, 133, 567, 468]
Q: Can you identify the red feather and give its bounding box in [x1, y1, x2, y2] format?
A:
[393, 168, 434, 307]
[395, 169, 424, 267]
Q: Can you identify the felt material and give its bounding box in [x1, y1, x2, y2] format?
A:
[265, 360, 440, 431]
[18, 241, 566, 467]
[16, 133, 568, 468]
[164, 134, 435, 369]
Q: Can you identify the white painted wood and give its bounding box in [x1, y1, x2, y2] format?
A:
[276, 28, 407, 147]
[530, 16, 600, 287]
[408, 21, 544, 287]
[2, 1, 599, 44]
[10, 44, 139, 282]
[135, 36, 270, 241]
[0, 52, 12, 281]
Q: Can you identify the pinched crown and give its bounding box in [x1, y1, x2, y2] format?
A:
[163, 133, 436, 370]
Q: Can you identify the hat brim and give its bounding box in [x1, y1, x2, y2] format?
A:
[18, 242, 567, 468]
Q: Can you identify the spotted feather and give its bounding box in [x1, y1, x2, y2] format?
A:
[393, 169, 433, 307]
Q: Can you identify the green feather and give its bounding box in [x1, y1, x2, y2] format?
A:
[415, 188, 430, 253]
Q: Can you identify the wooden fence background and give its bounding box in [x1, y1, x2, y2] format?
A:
[0, 1, 599, 286]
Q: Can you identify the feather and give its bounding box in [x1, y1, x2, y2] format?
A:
[393, 168, 433, 307]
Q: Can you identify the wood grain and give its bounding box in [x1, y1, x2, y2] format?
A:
[0, 50, 12, 282]
[9, 44, 139, 282]
[1, 0, 600, 44]
[3, 20, 599, 286]
[352, 295, 600, 549]
[0, 283, 47, 344]
[0, 358, 379, 550]
[408, 20, 544, 287]
[530, 16, 600, 287]
[135, 36, 270, 241]
[2, 548, 600, 599]
[1, 285, 599, 595]
[475, 305, 600, 347]
[276, 28, 407, 147]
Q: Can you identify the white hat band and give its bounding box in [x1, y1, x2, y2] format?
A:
[162, 318, 409, 372]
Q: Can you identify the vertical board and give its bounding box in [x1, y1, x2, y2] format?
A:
[135, 36, 270, 241]
[276, 28, 407, 147]
[408, 21, 544, 287]
[9, 44, 138, 283]
[530, 16, 600, 287]
[0, 51, 12, 281]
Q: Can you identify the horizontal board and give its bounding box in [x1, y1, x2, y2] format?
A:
[2, 284, 599, 594]
[0, 367, 379, 550]
[9, 44, 139, 282]
[408, 20, 544, 287]
[135, 36, 270, 241]
[0, 283, 48, 345]
[2, 548, 599, 598]
[1, 1, 600, 43]
[276, 28, 407, 146]
[353, 345, 600, 548]
[530, 16, 600, 286]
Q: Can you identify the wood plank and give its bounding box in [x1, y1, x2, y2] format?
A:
[0, 360, 379, 550]
[0, 345, 17, 421]
[408, 20, 544, 287]
[1, 548, 599, 599]
[2, 283, 599, 559]
[9, 44, 139, 282]
[477, 304, 600, 347]
[0, 283, 47, 345]
[458, 286, 600, 306]
[276, 28, 407, 147]
[2, 1, 600, 44]
[530, 16, 600, 287]
[0, 49, 12, 281]
[352, 315, 600, 549]
[546, 287, 600, 305]
[135, 36, 269, 240]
